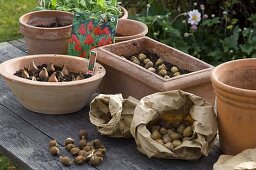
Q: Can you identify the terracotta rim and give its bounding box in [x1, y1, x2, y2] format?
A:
[119, 6, 128, 19]
[102, 36, 213, 82]
[0, 54, 106, 87]
[211, 58, 256, 96]
[115, 19, 148, 41]
[19, 10, 74, 30]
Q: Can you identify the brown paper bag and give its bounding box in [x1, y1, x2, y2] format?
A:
[213, 149, 256, 170]
[89, 94, 138, 138]
[130, 90, 217, 160]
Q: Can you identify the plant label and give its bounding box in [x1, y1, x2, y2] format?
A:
[87, 51, 97, 76]
[68, 12, 118, 59]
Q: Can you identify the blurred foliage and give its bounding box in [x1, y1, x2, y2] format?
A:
[0, 0, 37, 42]
[122, 0, 256, 65]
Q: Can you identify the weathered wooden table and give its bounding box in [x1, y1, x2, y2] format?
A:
[0, 39, 221, 170]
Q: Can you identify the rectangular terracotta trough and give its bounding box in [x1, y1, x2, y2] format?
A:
[94, 37, 215, 104]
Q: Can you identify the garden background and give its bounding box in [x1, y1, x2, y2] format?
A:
[0, 0, 255, 169]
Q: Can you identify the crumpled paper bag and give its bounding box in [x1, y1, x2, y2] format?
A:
[214, 148, 256, 170]
[130, 90, 217, 160]
[89, 94, 138, 138]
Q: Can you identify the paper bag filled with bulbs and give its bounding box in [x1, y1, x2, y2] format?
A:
[130, 90, 217, 160]
[89, 94, 138, 138]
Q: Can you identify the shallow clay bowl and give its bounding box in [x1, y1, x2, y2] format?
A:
[0, 54, 106, 114]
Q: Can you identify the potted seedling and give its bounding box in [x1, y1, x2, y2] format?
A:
[36, 0, 128, 19]
[20, 0, 124, 55]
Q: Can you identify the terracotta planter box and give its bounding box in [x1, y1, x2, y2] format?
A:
[94, 37, 215, 104]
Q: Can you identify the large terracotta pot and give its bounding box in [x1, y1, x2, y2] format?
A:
[115, 19, 148, 42]
[94, 37, 215, 104]
[19, 10, 73, 55]
[211, 58, 256, 155]
[0, 54, 105, 114]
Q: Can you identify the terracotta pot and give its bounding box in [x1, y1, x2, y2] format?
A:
[211, 58, 256, 155]
[0, 54, 105, 114]
[115, 19, 148, 42]
[94, 37, 215, 104]
[119, 6, 128, 19]
[19, 10, 73, 55]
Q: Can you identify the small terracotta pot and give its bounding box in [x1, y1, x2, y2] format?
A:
[211, 58, 256, 155]
[19, 10, 74, 55]
[115, 19, 148, 42]
[120, 6, 128, 19]
[0, 54, 105, 114]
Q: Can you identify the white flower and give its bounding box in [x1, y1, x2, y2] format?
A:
[200, 4, 205, 10]
[223, 11, 228, 15]
[184, 33, 189, 37]
[188, 9, 201, 25]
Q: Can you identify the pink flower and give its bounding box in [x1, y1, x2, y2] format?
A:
[191, 24, 198, 31]
[203, 14, 208, 19]
[188, 9, 201, 25]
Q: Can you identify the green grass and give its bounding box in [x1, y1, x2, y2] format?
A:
[0, 1, 36, 168]
[0, 0, 37, 42]
[0, 155, 12, 170]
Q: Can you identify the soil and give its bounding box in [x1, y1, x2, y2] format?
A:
[115, 33, 125, 37]
[127, 52, 191, 78]
[14, 64, 92, 82]
[35, 22, 70, 28]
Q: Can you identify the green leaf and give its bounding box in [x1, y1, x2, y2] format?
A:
[166, 27, 181, 38]
[252, 53, 256, 58]
[207, 49, 223, 60]
[34, 6, 47, 11]
[80, 0, 87, 8]
[201, 17, 220, 27]
[52, 0, 57, 9]
[220, 27, 239, 52]
[239, 44, 256, 55]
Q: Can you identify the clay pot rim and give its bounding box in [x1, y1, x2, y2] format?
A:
[115, 19, 148, 41]
[0, 54, 106, 87]
[211, 58, 256, 96]
[119, 6, 128, 19]
[19, 10, 74, 30]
